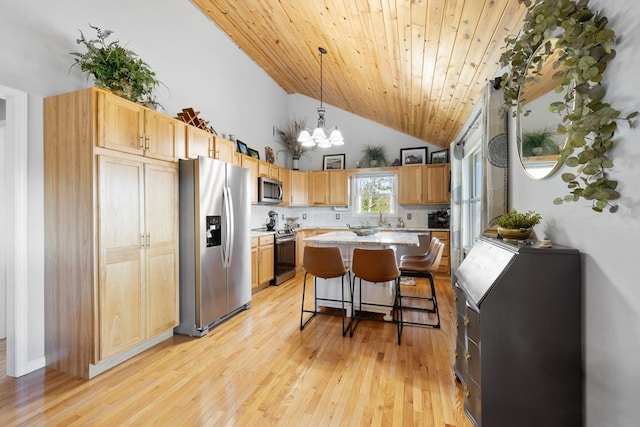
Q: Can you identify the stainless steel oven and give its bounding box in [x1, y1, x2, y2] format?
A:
[272, 229, 296, 285]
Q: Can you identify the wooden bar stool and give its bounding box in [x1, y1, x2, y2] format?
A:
[398, 240, 444, 329]
[300, 246, 352, 336]
[350, 247, 403, 344]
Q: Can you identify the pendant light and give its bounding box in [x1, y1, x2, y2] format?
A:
[298, 47, 344, 148]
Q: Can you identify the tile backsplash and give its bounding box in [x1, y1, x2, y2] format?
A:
[251, 204, 448, 230]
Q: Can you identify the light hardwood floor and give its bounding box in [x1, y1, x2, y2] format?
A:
[0, 272, 471, 426]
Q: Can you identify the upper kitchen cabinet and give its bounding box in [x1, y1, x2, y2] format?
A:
[185, 125, 214, 159]
[97, 89, 181, 162]
[241, 155, 259, 204]
[279, 168, 291, 206]
[212, 136, 235, 163]
[44, 88, 179, 379]
[423, 164, 450, 204]
[398, 164, 450, 205]
[290, 170, 308, 206]
[258, 160, 280, 179]
[398, 165, 423, 205]
[308, 170, 348, 206]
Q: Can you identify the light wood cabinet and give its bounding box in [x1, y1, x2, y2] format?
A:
[44, 88, 179, 378]
[423, 164, 450, 204]
[97, 90, 181, 162]
[328, 169, 349, 206]
[296, 229, 318, 269]
[398, 164, 450, 205]
[430, 230, 450, 274]
[185, 126, 214, 159]
[258, 161, 279, 179]
[258, 235, 274, 285]
[290, 170, 308, 206]
[241, 155, 259, 204]
[398, 165, 424, 205]
[212, 136, 235, 163]
[251, 237, 259, 289]
[308, 170, 348, 206]
[279, 168, 291, 206]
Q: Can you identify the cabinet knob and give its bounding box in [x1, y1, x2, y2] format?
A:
[465, 350, 471, 360]
[463, 315, 470, 326]
[140, 234, 145, 248]
[463, 385, 470, 398]
[144, 135, 150, 150]
[138, 135, 144, 149]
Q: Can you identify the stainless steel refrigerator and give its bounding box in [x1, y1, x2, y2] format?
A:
[175, 156, 251, 336]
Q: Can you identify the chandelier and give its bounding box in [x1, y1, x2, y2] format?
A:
[297, 47, 344, 148]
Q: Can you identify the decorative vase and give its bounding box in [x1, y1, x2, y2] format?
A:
[531, 147, 543, 156]
[292, 156, 300, 170]
[497, 226, 533, 243]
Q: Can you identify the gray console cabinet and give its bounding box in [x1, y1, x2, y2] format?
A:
[454, 237, 582, 427]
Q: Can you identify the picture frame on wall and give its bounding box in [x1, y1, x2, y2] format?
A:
[430, 148, 449, 164]
[323, 154, 346, 170]
[400, 147, 427, 165]
[236, 140, 249, 155]
[247, 147, 260, 160]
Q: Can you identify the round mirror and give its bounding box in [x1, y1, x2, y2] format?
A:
[516, 38, 570, 179]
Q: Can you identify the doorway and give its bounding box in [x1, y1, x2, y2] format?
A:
[0, 84, 30, 377]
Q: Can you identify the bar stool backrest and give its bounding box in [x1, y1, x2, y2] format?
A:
[303, 246, 347, 279]
[352, 248, 400, 283]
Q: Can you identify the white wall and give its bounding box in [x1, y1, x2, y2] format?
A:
[508, 1, 640, 426]
[287, 94, 439, 171]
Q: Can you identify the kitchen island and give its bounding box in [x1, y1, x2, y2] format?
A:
[304, 231, 419, 319]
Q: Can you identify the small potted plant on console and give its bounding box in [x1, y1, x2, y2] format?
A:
[493, 209, 542, 242]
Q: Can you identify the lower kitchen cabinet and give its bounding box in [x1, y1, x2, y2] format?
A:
[430, 230, 450, 274]
[252, 234, 274, 290]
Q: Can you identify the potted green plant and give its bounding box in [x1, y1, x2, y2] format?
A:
[493, 209, 542, 242]
[70, 24, 161, 109]
[360, 144, 387, 167]
[521, 128, 559, 157]
[275, 118, 307, 169]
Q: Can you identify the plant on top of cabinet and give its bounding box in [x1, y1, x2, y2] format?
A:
[70, 24, 162, 109]
[359, 144, 388, 167]
[275, 118, 308, 169]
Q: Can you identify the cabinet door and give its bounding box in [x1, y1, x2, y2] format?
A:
[309, 171, 328, 205]
[424, 164, 451, 203]
[185, 126, 213, 159]
[241, 156, 259, 204]
[251, 238, 259, 289]
[144, 110, 179, 162]
[279, 168, 291, 206]
[398, 165, 423, 205]
[98, 155, 145, 360]
[328, 169, 349, 206]
[97, 91, 145, 155]
[258, 241, 274, 284]
[431, 230, 450, 274]
[213, 136, 235, 163]
[144, 163, 179, 337]
[290, 171, 308, 206]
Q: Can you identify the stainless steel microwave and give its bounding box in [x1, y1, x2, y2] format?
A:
[258, 176, 283, 204]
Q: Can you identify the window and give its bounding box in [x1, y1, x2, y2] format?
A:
[351, 173, 398, 217]
[461, 127, 482, 252]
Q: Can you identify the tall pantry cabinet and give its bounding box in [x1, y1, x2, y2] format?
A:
[44, 88, 179, 378]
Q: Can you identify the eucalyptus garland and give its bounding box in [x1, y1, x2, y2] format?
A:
[499, 0, 636, 213]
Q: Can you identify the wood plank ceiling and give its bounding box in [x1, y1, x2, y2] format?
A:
[192, 0, 526, 148]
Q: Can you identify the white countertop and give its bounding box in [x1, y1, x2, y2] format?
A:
[303, 230, 419, 246]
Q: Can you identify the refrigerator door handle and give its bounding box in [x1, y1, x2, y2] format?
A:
[221, 186, 229, 268]
[225, 185, 234, 267]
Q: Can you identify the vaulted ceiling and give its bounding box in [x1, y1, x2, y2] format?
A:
[192, 0, 527, 148]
